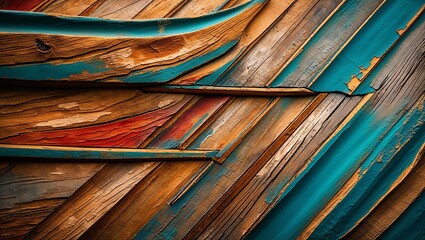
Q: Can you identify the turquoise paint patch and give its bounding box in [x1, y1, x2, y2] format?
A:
[0, 59, 107, 81]
[353, 12, 425, 95]
[119, 40, 238, 83]
[310, 102, 425, 239]
[309, 0, 424, 94]
[0, 0, 264, 38]
[247, 92, 424, 240]
[0, 39, 237, 83]
[379, 191, 425, 240]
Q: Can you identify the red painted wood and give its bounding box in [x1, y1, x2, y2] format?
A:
[0, 0, 45, 11]
[148, 96, 229, 148]
[2, 104, 184, 148]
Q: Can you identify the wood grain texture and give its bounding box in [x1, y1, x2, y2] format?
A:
[0, 0, 266, 84]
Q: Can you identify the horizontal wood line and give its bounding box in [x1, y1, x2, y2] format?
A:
[0, 144, 218, 161]
[143, 86, 316, 96]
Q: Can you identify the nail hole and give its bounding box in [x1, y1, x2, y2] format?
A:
[35, 38, 52, 53]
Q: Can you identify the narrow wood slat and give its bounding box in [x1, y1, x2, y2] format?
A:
[0, 144, 219, 160]
[144, 86, 315, 96]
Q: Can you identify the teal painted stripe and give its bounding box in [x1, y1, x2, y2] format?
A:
[0, 39, 237, 82]
[119, 40, 238, 83]
[268, 0, 382, 87]
[354, 11, 425, 95]
[246, 98, 424, 239]
[0, 0, 264, 38]
[0, 144, 218, 160]
[309, 0, 424, 94]
[310, 102, 425, 239]
[379, 191, 425, 240]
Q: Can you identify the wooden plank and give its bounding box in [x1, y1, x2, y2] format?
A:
[0, 0, 266, 84]
[42, 0, 100, 16]
[214, 0, 343, 87]
[0, 88, 189, 140]
[309, 0, 425, 94]
[0, 144, 219, 160]
[147, 96, 230, 149]
[81, 161, 206, 240]
[0, 0, 47, 10]
[267, 0, 384, 87]
[0, 162, 103, 239]
[345, 148, 425, 239]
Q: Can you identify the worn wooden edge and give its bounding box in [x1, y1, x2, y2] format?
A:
[143, 86, 315, 96]
[0, 144, 218, 160]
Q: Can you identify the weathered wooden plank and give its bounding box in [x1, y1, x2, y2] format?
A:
[214, 0, 343, 87]
[134, 0, 188, 19]
[0, 0, 47, 10]
[42, 0, 100, 16]
[187, 97, 278, 162]
[1, 98, 187, 147]
[0, 0, 266, 84]
[199, 93, 362, 239]
[345, 148, 425, 239]
[247, 15, 425, 239]
[147, 96, 229, 149]
[309, 0, 424, 94]
[0, 89, 188, 140]
[81, 161, 206, 240]
[0, 144, 219, 160]
[144, 86, 314, 96]
[168, 0, 296, 85]
[267, 0, 384, 87]
[306, 96, 424, 239]
[0, 162, 103, 239]
[377, 190, 425, 239]
[25, 162, 158, 240]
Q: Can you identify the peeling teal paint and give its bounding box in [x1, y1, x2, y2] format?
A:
[310, 101, 425, 239]
[0, 0, 265, 37]
[269, 0, 378, 87]
[0, 40, 237, 83]
[309, 0, 424, 94]
[0, 59, 108, 81]
[247, 97, 424, 239]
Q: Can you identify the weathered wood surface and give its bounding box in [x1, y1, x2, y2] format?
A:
[0, 0, 266, 83]
[0, 0, 424, 239]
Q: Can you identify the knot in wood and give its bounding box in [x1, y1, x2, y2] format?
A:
[35, 38, 52, 53]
